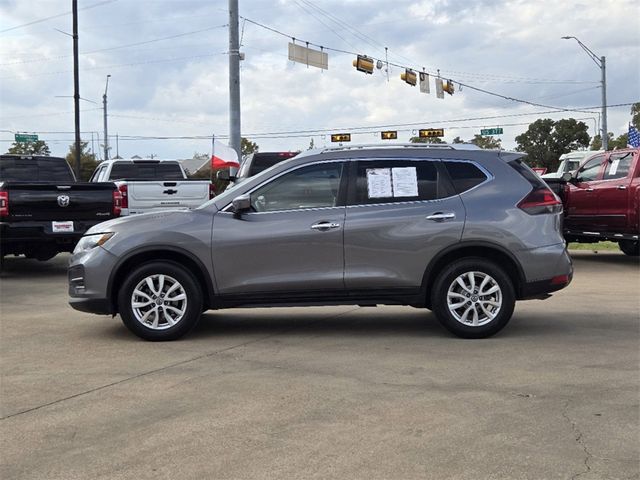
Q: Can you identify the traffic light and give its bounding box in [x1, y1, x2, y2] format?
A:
[442, 79, 455, 95]
[331, 133, 351, 142]
[419, 129, 444, 138]
[381, 131, 398, 140]
[400, 69, 417, 86]
[353, 55, 374, 74]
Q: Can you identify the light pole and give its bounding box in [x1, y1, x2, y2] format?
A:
[103, 74, 111, 160]
[561, 36, 607, 150]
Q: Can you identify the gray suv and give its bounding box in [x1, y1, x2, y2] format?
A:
[69, 144, 572, 341]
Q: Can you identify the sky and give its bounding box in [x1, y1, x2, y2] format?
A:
[0, 0, 638, 161]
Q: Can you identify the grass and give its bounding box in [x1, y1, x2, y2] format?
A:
[568, 241, 619, 251]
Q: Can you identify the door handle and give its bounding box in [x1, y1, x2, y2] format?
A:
[426, 212, 456, 221]
[586, 188, 594, 192]
[310, 222, 341, 230]
[617, 185, 627, 190]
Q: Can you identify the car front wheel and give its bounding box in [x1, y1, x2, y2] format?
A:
[431, 258, 516, 339]
[118, 261, 203, 341]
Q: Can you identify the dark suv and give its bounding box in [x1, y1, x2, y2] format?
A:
[69, 144, 572, 341]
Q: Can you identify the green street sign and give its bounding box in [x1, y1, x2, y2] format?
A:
[15, 133, 39, 143]
[480, 128, 503, 136]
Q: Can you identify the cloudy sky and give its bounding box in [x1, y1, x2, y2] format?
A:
[1, 0, 638, 160]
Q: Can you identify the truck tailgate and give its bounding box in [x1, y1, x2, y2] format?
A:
[6, 182, 116, 222]
[126, 181, 209, 211]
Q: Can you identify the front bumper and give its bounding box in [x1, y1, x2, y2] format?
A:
[68, 246, 119, 315]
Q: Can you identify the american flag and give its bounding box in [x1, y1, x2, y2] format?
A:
[628, 124, 640, 148]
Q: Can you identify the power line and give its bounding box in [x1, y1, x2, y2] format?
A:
[2, 25, 228, 66]
[0, 0, 118, 34]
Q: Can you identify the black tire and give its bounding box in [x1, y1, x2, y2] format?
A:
[431, 257, 516, 339]
[619, 240, 639, 257]
[118, 261, 203, 341]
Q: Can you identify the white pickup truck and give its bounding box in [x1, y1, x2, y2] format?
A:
[89, 159, 213, 216]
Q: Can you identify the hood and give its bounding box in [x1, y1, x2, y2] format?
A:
[86, 209, 197, 235]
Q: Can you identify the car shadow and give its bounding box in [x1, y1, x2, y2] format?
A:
[570, 250, 639, 267]
[0, 254, 70, 279]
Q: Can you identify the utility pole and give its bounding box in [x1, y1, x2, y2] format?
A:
[72, 0, 81, 178]
[103, 74, 111, 160]
[561, 36, 608, 150]
[228, 0, 241, 160]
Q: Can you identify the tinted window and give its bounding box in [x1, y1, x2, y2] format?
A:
[577, 154, 605, 182]
[509, 159, 548, 189]
[251, 163, 343, 212]
[0, 157, 74, 182]
[246, 152, 299, 177]
[603, 152, 633, 180]
[444, 161, 488, 193]
[109, 162, 184, 180]
[354, 160, 448, 205]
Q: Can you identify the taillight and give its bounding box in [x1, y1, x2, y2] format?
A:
[112, 190, 122, 217]
[209, 182, 216, 199]
[517, 187, 562, 215]
[118, 184, 128, 209]
[0, 190, 8, 217]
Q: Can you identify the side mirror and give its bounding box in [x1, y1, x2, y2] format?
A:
[561, 172, 573, 182]
[231, 194, 251, 216]
[216, 170, 235, 181]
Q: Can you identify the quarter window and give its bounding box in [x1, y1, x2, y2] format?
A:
[354, 160, 450, 205]
[443, 161, 488, 193]
[250, 163, 343, 212]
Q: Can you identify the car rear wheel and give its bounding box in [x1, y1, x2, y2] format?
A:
[118, 261, 203, 341]
[619, 240, 639, 257]
[431, 258, 515, 339]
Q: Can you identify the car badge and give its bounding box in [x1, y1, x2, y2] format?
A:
[57, 195, 70, 207]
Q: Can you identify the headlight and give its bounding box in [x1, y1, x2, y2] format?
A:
[73, 232, 115, 254]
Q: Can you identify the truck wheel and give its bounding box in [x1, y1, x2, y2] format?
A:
[431, 258, 515, 339]
[118, 261, 203, 341]
[619, 240, 639, 257]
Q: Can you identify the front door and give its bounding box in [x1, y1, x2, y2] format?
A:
[565, 153, 606, 230]
[212, 162, 347, 295]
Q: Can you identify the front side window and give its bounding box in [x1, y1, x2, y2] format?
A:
[250, 162, 343, 212]
[354, 159, 450, 205]
[577, 154, 605, 182]
[603, 152, 633, 180]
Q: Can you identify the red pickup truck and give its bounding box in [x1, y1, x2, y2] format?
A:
[562, 147, 639, 256]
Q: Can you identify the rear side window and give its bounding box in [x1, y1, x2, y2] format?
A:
[443, 161, 488, 193]
[0, 157, 74, 182]
[354, 160, 452, 205]
[603, 152, 633, 180]
[109, 162, 184, 180]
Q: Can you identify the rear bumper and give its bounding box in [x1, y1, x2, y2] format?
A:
[520, 272, 573, 299]
[517, 243, 573, 299]
[0, 219, 109, 253]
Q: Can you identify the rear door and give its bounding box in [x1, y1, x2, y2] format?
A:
[212, 161, 347, 295]
[343, 158, 464, 290]
[593, 151, 636, 230]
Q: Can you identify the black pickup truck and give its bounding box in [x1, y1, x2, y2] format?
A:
[0, 155, 121, 261]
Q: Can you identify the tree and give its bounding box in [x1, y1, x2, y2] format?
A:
[631, 102, 640, 130]
[515, 118, 590, 171]
[6, 140, 50, 156]
[452, 136, 464, 144]
[409, 136, 445, 144]
[65, 142, 98, 181]
[470, 134, 501, 149]
[590, 132, 629, 150]
[241, 137, 259, 156]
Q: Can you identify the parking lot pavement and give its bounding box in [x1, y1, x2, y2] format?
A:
[0, 252, 638, 480]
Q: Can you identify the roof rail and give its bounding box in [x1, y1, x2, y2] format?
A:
[320, 143, 484, 153]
